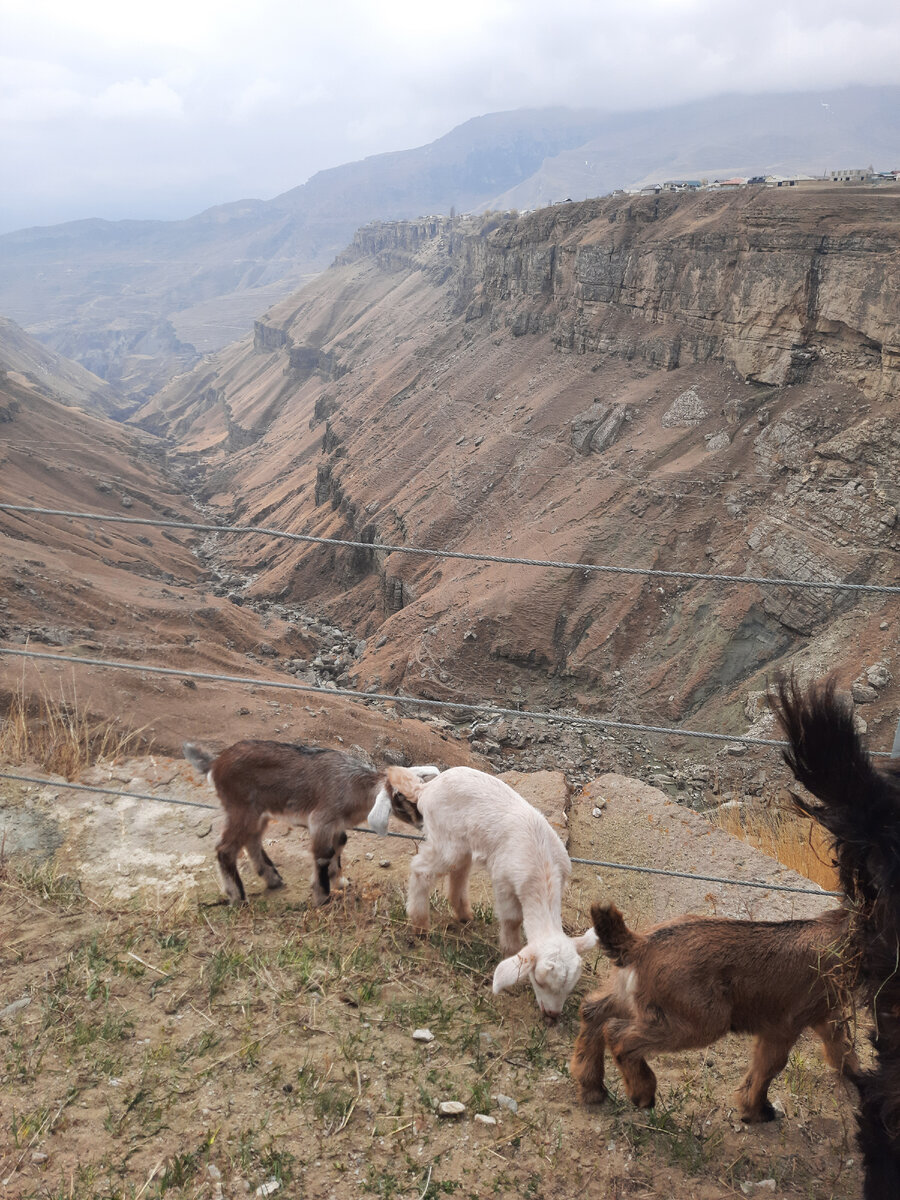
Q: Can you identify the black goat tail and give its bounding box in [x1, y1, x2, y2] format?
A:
[769, 672, 900, 906]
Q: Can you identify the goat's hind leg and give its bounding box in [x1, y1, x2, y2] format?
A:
[570, 992, 622, 1105]
[605, 1017, 659, 1110]
[215, 827, 247, 904]
[246, 816, 284, 891]
[329, 831, 349, 892]
[446, 853, 474, 922]
[308, 816, 341, 907]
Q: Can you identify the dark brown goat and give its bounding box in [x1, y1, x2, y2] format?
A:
[184, 740, 426, 905]
[570, 901, 858, 1122]
[771, 673, 900, 1198]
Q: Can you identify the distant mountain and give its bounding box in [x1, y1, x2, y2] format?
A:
[484, 87, 900, 211]
[1, 87, 897, 402]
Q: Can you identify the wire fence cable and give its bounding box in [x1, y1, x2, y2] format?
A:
[0, 770, 839, 898]
[1, 646, 894, 756]
[2, 502, 898, 595]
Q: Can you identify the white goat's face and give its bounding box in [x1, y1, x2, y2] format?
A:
[530, 941, 584, 1019]
[492, 928, 597, 1019]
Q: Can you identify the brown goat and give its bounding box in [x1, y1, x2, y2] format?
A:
[570, 901, 858, 1123]
[184, 740, 427, 905]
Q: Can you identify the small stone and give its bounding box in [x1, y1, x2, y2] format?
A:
[852, 682, 878, 704]
[591, 806, 604, 818]
[474, 1113, 497, 1126]
[0, 995, 32, 1020]
[725, 743, 746, 756]
[412, 1029, 434, 1042]
[866, 663, 892, 689]
[493, 1093, 518, 1113]
[438, 1101, 466, 1117]
[379, 860, 391, 869]
[256, 1181, 280, 1197]
[207, 1165, 222, 1181]
[31, 1151, 48, 1164]
[365, 852, 374, 860]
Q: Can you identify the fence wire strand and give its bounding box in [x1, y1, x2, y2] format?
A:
[2, 502, 898, 595]
[1, 647, 894, 756]
[0, 770, 839, 898]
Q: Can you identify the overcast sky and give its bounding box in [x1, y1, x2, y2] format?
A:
[2, 0, 899, 233]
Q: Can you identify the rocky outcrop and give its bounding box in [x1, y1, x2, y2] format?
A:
[450, 190, 900, 401]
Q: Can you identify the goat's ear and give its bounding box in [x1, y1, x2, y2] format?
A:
[367, 787, 392, 836]
[492, 949, 536, 994]
[572, 927, 599, 955]
[411, 764, 440, 781]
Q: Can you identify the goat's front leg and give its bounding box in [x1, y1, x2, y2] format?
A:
[492, 880, 524, 955]
[735, 1033, 795, 1122]
[407, 847, 439, 934]
[570, 992, 622, 1104]
[812, 1015, 860, 1084]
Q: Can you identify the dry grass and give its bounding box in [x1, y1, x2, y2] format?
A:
[0, 870, 865, 1200]
[710, 794, 840, 891]
[0, 675, 146, 780]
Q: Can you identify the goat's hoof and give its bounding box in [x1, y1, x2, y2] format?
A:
[741, 1101, 777, 1123]
[578, 1086, 609, 1106]
[265, 877, 285, 891]
[312, 892, 333, 908]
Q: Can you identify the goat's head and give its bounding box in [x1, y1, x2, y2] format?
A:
[368, 765, 436, 834]
[382, 766, 427, 830]
[492, 928, 598, 1020]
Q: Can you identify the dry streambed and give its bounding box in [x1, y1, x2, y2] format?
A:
[0, 761, 863, 1199]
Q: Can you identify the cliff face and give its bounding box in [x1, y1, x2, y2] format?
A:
[137, 188, 899, 755]
[449, 188, 900, 399]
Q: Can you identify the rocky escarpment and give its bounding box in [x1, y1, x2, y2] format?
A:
[437, 189, 900, 401]
[137, 188, 899, 777]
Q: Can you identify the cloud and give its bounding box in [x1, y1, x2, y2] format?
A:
[1, 0, 900, 231]
[89, 77, 184, 120]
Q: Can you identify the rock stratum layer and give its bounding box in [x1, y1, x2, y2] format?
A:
[137, 187, 899, 753]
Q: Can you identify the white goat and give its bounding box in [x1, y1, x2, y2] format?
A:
[401, 766, 597, 1018]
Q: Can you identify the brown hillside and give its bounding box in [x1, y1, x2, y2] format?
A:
[134, 187, 899, 789]
[0, 369, 477, 768]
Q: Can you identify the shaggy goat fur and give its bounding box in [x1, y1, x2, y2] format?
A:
[402, 766, 597, 1018]
[184, 740, 427, 905]
[570, 901, 857, 1123]
[771, 673, 900, 1197]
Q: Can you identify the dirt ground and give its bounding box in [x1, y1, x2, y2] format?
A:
[0, 762, 865, 1200]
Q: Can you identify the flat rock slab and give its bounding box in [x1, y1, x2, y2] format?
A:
[500, 769, 569, 847]
[568, 773, 833, 924]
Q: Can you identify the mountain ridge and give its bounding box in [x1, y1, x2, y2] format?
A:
[2, 87, 898, 400]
